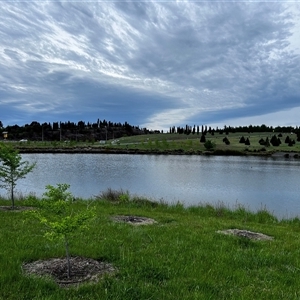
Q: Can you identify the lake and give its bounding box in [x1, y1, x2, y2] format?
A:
[1, 153, 300, 219]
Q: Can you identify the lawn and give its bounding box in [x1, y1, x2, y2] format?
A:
[1, 192, 300, 300]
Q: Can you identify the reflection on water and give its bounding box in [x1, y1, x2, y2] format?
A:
[1, 154, 300, 219]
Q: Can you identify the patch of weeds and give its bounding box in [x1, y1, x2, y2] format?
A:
[256, 209, 278, 223]
[119, 192, 130, 204]
[96, 188, 129, 203]
[131, 196, 159, 208]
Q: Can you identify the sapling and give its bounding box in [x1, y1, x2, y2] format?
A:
[204, 140, 216, 151]
[29, 184, 95, 279]
[0, 142, 36, 209]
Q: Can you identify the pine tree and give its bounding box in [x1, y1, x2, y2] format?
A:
[239, 136, 245, 143]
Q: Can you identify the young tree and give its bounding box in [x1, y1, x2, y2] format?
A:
[270, 135, 280, 146]
[239, 136, 246, 143]
[204, 140, 216, 151]
[29, 184, 95, 279]
[0, 143, 36, 209]
[285, 136, 290, 144]
[223, 137, 230, 145]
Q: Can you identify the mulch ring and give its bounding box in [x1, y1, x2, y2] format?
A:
[22, 256, 117, 288]
[0, 205, 35, 212]
[217, 229, 273, 241]
[111, 215, 157, 225]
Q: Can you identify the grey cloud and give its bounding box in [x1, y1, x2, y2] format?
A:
[0, 1, 299, 130]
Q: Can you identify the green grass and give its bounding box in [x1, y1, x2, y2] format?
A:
[1, 193, 300, 299]
[113, 132, 300, 154]
[13, 132, 300, 155]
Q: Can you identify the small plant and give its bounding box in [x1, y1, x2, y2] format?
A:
[204, 140, 216, 150]
[119, 192, 130, 203]
[0, 143, 36, 209]
[97, 188, 129, 202]
[29, 184, 95, 279]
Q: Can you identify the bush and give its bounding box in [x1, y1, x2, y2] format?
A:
[204, 140, 216, 150]
[96, 188, 130, 202]
[222, 137, 230, 145]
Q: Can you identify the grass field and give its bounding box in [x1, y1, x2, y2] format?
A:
[12, 132, 300, 155]
[1, 192, 300, 299]
[112, 132, 300, 153]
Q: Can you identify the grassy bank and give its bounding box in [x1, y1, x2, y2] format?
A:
[12, 132, 300, 156]
[1, 193, 300, 299]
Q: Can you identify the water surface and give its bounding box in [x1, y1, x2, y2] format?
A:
[2, 154, 300, 219]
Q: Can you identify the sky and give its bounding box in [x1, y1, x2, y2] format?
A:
[0, 0, 300, 132]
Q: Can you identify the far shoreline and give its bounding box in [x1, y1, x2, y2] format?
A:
[16, 146, 300, 158]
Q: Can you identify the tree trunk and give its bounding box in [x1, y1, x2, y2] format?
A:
[11, 181, 14, 209]
[65, 236, 71, 279]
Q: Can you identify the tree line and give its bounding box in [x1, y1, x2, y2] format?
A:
[0, 119, 155, 142]
[1, 119, 300, 142]
[170, 124, 300, 135]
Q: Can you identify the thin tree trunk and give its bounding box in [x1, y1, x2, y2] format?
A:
[11, 181, 14, 209]
[65, 236, 71, 279]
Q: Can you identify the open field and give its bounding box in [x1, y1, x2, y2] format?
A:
[112, 132, 300, 153]
[1, 193, 300, 299]
[11, 132, 300, 155]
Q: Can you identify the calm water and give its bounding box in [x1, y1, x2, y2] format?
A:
[2, 154, 300, 219]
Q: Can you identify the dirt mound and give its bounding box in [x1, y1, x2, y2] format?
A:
[217, 229, 273, 241]
[23, 256, 117, 288]
[0, 205, 35, 212]
[111, 215, 157, 225]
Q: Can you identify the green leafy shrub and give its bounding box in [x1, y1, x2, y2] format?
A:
[204, 140, 216, 150]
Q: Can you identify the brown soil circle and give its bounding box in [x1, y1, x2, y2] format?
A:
[22, 256, 117, 288]
[111, 215, 157, 225]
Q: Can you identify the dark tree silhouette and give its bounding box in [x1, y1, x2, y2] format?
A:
[239, 136, 246, 143]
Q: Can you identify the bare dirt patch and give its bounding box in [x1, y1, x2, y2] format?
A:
[111, 215, 157, 225]
[0, 205, 35, 212]
[22, 256, 117, 288]
[217, 229, 273, 241]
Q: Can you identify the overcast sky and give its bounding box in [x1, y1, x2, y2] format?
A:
[0, 1, 300, 131]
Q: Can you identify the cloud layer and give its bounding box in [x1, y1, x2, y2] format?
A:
[0, 1, 300, 130]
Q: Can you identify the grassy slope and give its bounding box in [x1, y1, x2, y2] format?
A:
[112, 132, 300, 153]
[14, 132, 300, 154]
[1, 197, 300, 300]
